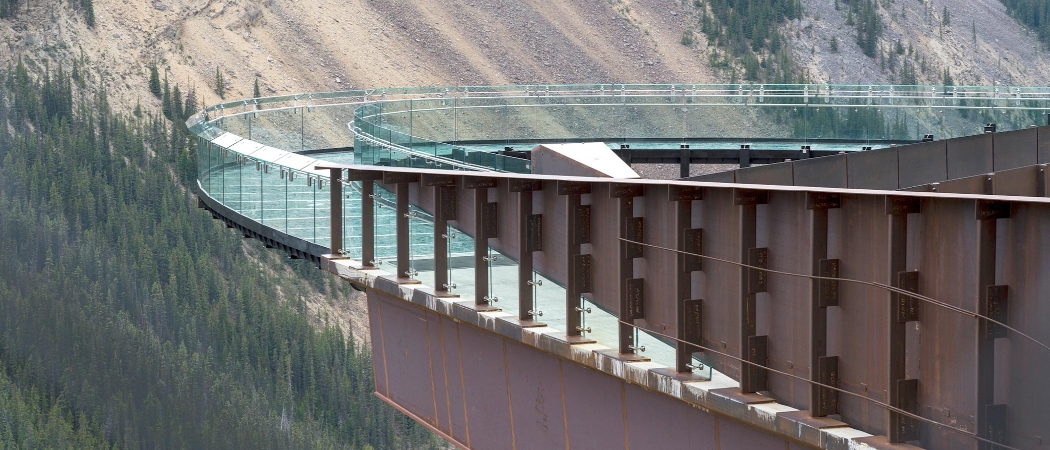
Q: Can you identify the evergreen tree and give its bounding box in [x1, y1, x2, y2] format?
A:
[253, 77, 261, 98]
[149, 64, 161, 98]
[215, 67, 225, 99]
[81, 0, 95, 27]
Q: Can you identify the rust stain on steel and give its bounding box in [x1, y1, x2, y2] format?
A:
[425, 314, 439, 426]
[456, 324, 472, 448]
[377, 295, 390, 397]
[440, 317, 454, 433]
[503, 341, 518, 450]
[621, 382, 630, 450]
[558, 361, 569, 450]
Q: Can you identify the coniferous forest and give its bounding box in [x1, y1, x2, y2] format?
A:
[1000, 0, 1050, 45]
[0, 57, 439, 449]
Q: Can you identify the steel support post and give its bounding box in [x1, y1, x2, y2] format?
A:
[737, 189, 767, 393]
[329, 168, 343, 255]
[886, 196, 919, 443]
[361, 180, 375, 267]
[808, 193, 840, 416]
[976, 200, 1010, 449]
[566, 193, 583, 336]
[518, 190, 535, 321]
[475, 187, 490, 305]
[433, 186, 453, 293]
[396, 182, 411, 279]
[618, 195, 636, 354]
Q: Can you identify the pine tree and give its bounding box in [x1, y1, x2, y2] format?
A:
[81, 0, 95, 27]
[253, 77, 261, 98]
[149, 64, 161, 98]
[215, 67, 225, 100]
[162, 74, 171, 120]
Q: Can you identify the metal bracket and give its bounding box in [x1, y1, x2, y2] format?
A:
[986, 285, 1009, 339]
[735, 189, 769, 205]
[886, 196, 921, 215]
[610, 183, 644, 198]
[748, 247, 769, 294]
[625, 217, 644, 258]
[573, 254, 593, 293]
[743, 335, 768, 393]
[682, 228, 703, 272]
[573, 205, 591, 245]
[897, 271, 920, 323]
[526, 214, 543, 252]
[682, 299, 703, 351]
[819, 259, 840, 307]
[481, 202, 498, 239]
[815, 356, 839, 416]
[976, 200, 1011, 221]
[557, 180, 591, 195]
[807, 192, 841, 210]
[670, 185, 704, 202]
[892, 379, 920, 442]
[625, 278, 645, 320]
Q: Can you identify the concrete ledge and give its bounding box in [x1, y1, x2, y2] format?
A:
[776, 410, 849, 447]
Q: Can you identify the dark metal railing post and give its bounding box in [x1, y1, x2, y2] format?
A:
[422, 174, 457, 294]
[362, 180, 375, 266]
[737, 188, 767, 393]
[672, 186, 704, 372]
[975, 200, 1011, 449]
[464, 176, 499, 306]
[329, 168, 343, 255]
[559, 181, 591, 337]
[885, 196, 920, 443]
[808, 192, 841, 417]
[612, 183, 645, 354]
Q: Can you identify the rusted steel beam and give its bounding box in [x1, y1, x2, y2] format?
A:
[886, 196, 919, 443]
[361, 180, 376, 267]
[673, 185, 703, 372]
[614, 183, 645, 354]
[976, 199, 1010, 450]
[434, 185, 456, 294]
[808, 192, 839, 416]
[737, 188, 767, 393]
[472, 182, 495, 304]
[396, 182, 412, 280]
[329, 168, 343, 255]
[520, 189, 537, 318]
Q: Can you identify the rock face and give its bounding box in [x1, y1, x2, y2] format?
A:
[2, 0, 1048, 112]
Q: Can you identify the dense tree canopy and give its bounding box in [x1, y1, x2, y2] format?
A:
[0, 57, 438, 449]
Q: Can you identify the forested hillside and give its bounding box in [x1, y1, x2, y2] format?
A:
[0, 57, 438, 448]
[1001, 0, 1050, 44]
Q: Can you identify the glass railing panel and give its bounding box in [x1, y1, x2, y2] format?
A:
[579, 297, 615, 346]
[250, 108, 302, 151]
[259, 163, 287, 233]
[314, 176, 331, 250]
[222, 150, 242, 212]
[446, 225, 476, 302]
[286, 170, 317, 245]
[372, 185, 398, 266]
[407, 205, 436, 287]
[633, 328, 712, 379]
[486, 248, 518, 318]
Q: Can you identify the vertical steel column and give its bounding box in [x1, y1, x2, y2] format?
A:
[348, 169, 383, 266]
[329, 168, 343, 255]
[361, 180, 376, 267]
[619, 195, 635, 353]
[381, 171, 420, 278]
[673, 186, 704, 373]
[396, 182, 411, 279]
[475, 186, 490, 304]
[679, 144, 690, 178]
[808, 193, 840, 416]
[424, 174, 457, 293]
[559, 181, 591, 337]
[975, 200, 1011, 449]
[566, 192, 583, 336]
[737, 189, 767, 393]
[519, 190, 535, 320]
[464, 177, 498, 306]
[886, 196, 919, 443]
